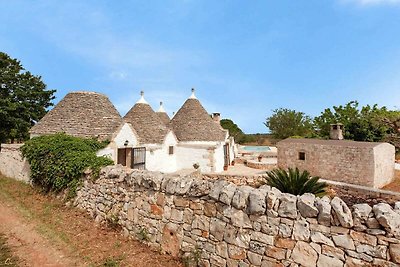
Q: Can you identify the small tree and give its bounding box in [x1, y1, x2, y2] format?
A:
[0, 52, 55, 143]
[265, 108, 314, 139]
[265, 168, 327, 197]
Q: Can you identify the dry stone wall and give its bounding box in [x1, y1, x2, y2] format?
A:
[0, 144, 30, 182]
[75, 165, 400, 267]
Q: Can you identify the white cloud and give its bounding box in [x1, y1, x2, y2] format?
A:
[341, 0, 400, 6]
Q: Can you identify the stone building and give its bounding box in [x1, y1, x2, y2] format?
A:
[170, 89, 235, 173]
[29, 89, 235, 173]
[277, 135, 395, 188]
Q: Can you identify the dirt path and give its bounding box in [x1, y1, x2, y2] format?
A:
[0, 175, 183, 267]
[0, 201, 79, 267]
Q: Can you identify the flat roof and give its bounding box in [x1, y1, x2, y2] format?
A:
[277, 138, 385, 148]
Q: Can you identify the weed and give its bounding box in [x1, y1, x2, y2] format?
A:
[101, 257, 121, 267]
[182, 246, 201, 267]
[0, 234, 18, 267]
[105, 214, 120, 230]
[136, 227, 150, 242]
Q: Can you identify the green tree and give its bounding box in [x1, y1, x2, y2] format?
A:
[314, 101, 395, 142]
[0, 52, 55, 143]
[265, 108, 314, 139]
[220, 119, 244, 140]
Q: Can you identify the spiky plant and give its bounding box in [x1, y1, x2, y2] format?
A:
[265, 167, 327, 197]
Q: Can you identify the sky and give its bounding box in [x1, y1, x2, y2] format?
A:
[1, 0, 400, 133]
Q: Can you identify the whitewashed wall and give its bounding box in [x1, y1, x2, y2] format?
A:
[145, 132, 177, 173]
[176, 143, 212, 172]
[213, 144, 225, 173]
[97, 123, 138, 162]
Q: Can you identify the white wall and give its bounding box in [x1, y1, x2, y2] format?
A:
[214, 144, 225, 173]
[98, 123, 139, 162]
[113, 123, 138, 149]
[144, 131, 178, 173]
[0, 144, 30, 183]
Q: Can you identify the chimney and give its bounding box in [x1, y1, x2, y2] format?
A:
[212, 113, 221, 124]
[330, 123, 344, 140]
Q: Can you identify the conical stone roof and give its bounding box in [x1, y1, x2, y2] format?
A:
[124, 93, 169, 144]
[170, 90, 227, 142]
[30, 91, 123, 141]
[156, 102, 171, 126]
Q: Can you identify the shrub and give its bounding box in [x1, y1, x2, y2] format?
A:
[265, 167, 327, 197]
[21, 133, 113, 193]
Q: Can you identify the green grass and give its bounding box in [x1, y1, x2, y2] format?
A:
[0, 234, 18, 267]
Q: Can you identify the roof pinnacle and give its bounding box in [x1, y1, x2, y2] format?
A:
[189, 88, 197, 99]
[158, 101, 166, 113]
[136, 90, 148, 104]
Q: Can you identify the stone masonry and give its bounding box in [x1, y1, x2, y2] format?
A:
[277, 138, 395, 189]
[75, 165, 400, 267]
[0, 144, 30, 182]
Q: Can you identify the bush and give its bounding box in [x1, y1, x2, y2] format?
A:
[265, 167, 327, 197]
[21, 133, 113, 193]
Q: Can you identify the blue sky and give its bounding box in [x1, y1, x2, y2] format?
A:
[1, 0, 400, 133]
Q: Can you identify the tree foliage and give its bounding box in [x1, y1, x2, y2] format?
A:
[266, 168, 327, 197]
[21, 133, 113, 194]
[0, 52, 55, 143]
[220, 119, 244, 140]
[265, 108, 314, 139]
[314, 101, 398, 142]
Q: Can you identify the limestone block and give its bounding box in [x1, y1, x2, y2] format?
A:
[389, 243, 400, 264]
[248, 188, 267, 215]
[210, 218, 227, 241]
[311, 232, 334, 247]
[209, 180, 229, 201]
[331, 197, 353, 228]
[266, 187, 281, 211]
[373, 203, 400, 237]
[141, 172, 164, 191]
[228, 244, 247, 260]
[231, 209, 252, 229]
[290, 241, 318, 267]
[349, 230, 377, 246]
[247, 251, 263, 266]
[187, 179, 211, 197]
[220, 183, 237, 206]
[292, 218, 310, 241]
[332, 234, 355, 250]
[250, 231, 274, 246]
[321, 245, 345, 261]
[175, 177, 194, 195]
[356, 244, 387, 259]
[232, 185, 253, 210]
[249, 241, 266, 255]
[278, 193, 298, 219]
[317, 254, 344, 267]
[297, 193, 319, 218]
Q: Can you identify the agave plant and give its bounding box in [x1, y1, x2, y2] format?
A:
[265, 167, 327, 197]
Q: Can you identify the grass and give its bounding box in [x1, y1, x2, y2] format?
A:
[0, 234, 18, 267]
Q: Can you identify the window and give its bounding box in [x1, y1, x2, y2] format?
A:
[169, 146, 174, 155]
[298, 152, 306, 161]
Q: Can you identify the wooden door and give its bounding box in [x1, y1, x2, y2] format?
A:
[223, 144, 230, 167]
[117, 148, 127, 166]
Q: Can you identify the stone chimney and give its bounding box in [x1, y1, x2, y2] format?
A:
[330, 123, 344, 140]
[212, 113, 221, 124]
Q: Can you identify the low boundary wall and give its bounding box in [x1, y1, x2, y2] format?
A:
[0, 144, 30, 182]
[75, 166, 400, 266]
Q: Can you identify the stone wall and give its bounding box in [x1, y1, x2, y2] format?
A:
[75, 166, 400, 267]
[0, 144, 30, 182]
[277, 139, 395, 189]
